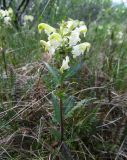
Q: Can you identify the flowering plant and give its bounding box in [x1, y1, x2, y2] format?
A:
[0, 8, 13, 26]
[38, 19, 91, 143]
[23, 15, 34, 26]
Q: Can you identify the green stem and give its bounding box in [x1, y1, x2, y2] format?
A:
[59, 97, 64, 143]
[2, 48, 8, 76]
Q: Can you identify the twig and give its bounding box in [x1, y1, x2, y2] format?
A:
[73, 86, 106, 96]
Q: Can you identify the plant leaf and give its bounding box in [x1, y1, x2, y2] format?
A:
[63, 96, 75, 117]
[66, 98, 96, 118]
[52, 93, 60, 123]
[44, 62, 61, 84]
[64, 62, 82, 79]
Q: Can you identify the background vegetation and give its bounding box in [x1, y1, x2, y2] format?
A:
[0, 0, 127, 159]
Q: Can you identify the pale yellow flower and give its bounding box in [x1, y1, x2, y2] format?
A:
[0, 9, 8, 18]
[69, 28, 81, 46]
[0, 8, 13, 26]
[117, 31, 123, 39]
[72, 42, 91, 58]
[40, 40, 50, 49]
[38, 23, 56, 35]
[4, 16, 11, 25]
[48, 32, 62, 48]
[78, 25, 87, 36]
[79, 21, 85, 26]
[24, 15, 34, 22]
[40, 40, 56, 55]
[60, 56, 70, 73]
[8, 8, 13, 17]
[67, 20, 74, 29]
[67, 19, 79, 29]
